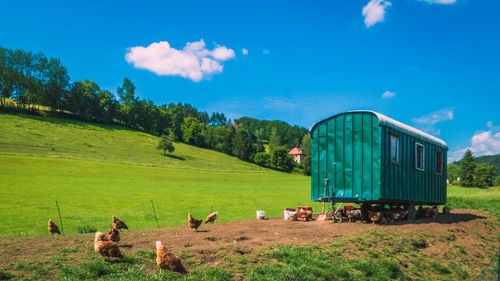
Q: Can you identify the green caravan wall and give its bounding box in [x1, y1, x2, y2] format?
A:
[380, 127, 447, 205]
[311, 112, 381, 202]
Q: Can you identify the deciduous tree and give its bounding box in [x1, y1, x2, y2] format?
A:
[157, 134, 175, 155]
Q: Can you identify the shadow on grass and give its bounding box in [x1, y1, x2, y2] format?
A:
[396, 213, 486, 225]
[162, 154, 185, 161]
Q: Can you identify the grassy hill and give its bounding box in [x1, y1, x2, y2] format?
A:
[0, 113, 316, 237]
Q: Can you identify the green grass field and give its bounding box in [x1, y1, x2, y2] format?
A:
[447, 184, 500, 219]
[0, 113, 498, 238]
[0, 113, 499, 280]
[0, 113, 317, 237]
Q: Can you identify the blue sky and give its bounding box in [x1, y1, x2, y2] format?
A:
[1, 0, 499, 161]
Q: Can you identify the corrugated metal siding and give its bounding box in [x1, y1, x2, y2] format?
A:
[380, 127, 447, 205]
[311, 112, 381, 202]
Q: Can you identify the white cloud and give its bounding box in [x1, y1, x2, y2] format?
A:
[242, 48, 248, 55]
[381, 91, 396, 98]
[413, 108, 454, 125]
[412, 108, 454, 136]
[487, 121, 500, 131]
[262, 49, 270, 55]
[125, 39, 235, 82]
[362, 0, 392, 28]
[210, 45, 235, 61]
[448, 121, 500, 162]
[419, 0, 456, 4]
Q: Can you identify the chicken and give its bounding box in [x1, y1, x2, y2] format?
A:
[112, 216, 128, 230]
[94, 232, 123, 259]
[368, 210, 382, 223]
[346, 209, 362, 222]
[385, 210, 401, 222]
[430, 206, 439, 218]
[205, 212, 218, 224]
[417, 205, 426, 219]
[399, 210, 408, 220]
[424, 207, 432, 218]
[48, 219, 61, 235]
[188, 213, 202, 231]
[156, 241, 187, 274]
[108, 227, 120, 243]
[442, 206, 451, 215]
[379, 216, 390, 225]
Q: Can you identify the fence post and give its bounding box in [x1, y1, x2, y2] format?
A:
[151, 200, 160, 228]
[55, 200, 64, 234]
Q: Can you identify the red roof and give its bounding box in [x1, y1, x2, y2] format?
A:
[288, 147, 304, 155]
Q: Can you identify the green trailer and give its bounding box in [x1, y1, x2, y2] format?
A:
[310, 110, 447, 209]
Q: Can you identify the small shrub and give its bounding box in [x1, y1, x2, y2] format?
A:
[76, 225, 97, 233]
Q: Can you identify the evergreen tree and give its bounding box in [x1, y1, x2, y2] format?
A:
[232, 130, 254, 161]
[303, 156, 311, 176]
[300, 134, 311, 155]
[269, 127, 280, 151]
[301, 134, 312, 176]
[459, 149, 476, 187]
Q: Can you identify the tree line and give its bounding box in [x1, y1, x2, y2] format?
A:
[0, 46, 311, 173]
[448, 150, 498, 187]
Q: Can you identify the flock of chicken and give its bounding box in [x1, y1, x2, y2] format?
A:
[336, 205, 448, 224]
[47, 211, 219, 274]
[45, 206, 448, 274]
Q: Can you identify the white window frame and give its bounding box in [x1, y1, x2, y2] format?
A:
[390, 134, 400, 165]
[415, 142, 425, 171]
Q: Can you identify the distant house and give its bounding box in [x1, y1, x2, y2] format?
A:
[288, 147, 305, 164]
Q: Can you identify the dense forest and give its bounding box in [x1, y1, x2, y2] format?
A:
[0, 46, 310, 173]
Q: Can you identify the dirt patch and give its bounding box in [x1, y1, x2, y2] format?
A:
[0, 209, 498, 279]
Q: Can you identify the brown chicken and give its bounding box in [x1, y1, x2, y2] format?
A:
[430, 206, 439, 218]
[378, 216, 390, 225]
[368, 210, 382, 223]
[48, 219, 61, 235]
[108, 227, 120, 243]
[112, 216, 128, 230]
[424, 207, 432, 218]
[385, 210, 401, 222]
[205, 212, 218, 224]
[156, 241, 187, 274]
[94, 232, 123, 259]
[188, 213, 202, 231]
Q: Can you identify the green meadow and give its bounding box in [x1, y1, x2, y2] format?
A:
[0, 113, 316, 237]
[0, 113, 498, 238]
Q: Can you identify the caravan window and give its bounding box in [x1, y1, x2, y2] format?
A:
[416, 143, 425, 171]
[435, 150, 443, 175]
[390, 135, 400, 165]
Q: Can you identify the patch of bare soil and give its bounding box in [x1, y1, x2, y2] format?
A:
[0, 209, 498, 278]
